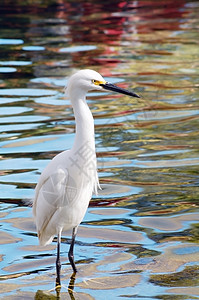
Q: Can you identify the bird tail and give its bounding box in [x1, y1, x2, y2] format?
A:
[38, 231, 54, 246]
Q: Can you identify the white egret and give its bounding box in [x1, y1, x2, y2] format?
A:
[33, 69, 140, 286]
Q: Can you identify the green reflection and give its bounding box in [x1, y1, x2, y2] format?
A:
[150, 265, 199, 287]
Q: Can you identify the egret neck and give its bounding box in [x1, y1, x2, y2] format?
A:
[70, 94, 98, 194]
[71, 95, 95, 152]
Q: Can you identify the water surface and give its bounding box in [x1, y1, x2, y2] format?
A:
[0, 1, 199, 299]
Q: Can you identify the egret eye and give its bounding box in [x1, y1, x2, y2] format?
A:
[92, 79, 97, 84]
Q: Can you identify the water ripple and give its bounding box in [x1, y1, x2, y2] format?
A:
[0, 1, 199, 299]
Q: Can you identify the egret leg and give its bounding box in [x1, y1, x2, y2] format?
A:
[56, 231, 61, 286]
[68, 272, 76, 300]
[68, 227, 77, 273]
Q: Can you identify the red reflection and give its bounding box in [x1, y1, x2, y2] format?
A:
[53, 0, 186, 73]
[1, 0, 187, 75]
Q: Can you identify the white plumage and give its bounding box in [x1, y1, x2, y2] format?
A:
[33, 69, 140, 285]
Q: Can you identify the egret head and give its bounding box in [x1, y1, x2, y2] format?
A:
[66, 69, 140, 100]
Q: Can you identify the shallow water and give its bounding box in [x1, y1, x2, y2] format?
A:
[0, 0, 199, 299]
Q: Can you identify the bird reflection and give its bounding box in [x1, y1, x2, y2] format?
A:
[35, 273, 77, 300]
[67, 273, 76, 300]
[55, 272, 76, 299]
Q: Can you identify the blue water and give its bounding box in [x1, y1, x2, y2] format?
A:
[0, 1, 199, 299]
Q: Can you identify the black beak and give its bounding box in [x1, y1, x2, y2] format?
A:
[100, 82, 140, 98]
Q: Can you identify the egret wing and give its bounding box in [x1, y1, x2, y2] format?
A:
[33, 166, 69, 245]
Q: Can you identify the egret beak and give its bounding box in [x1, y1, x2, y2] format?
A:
[100, 82, 140, 98]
